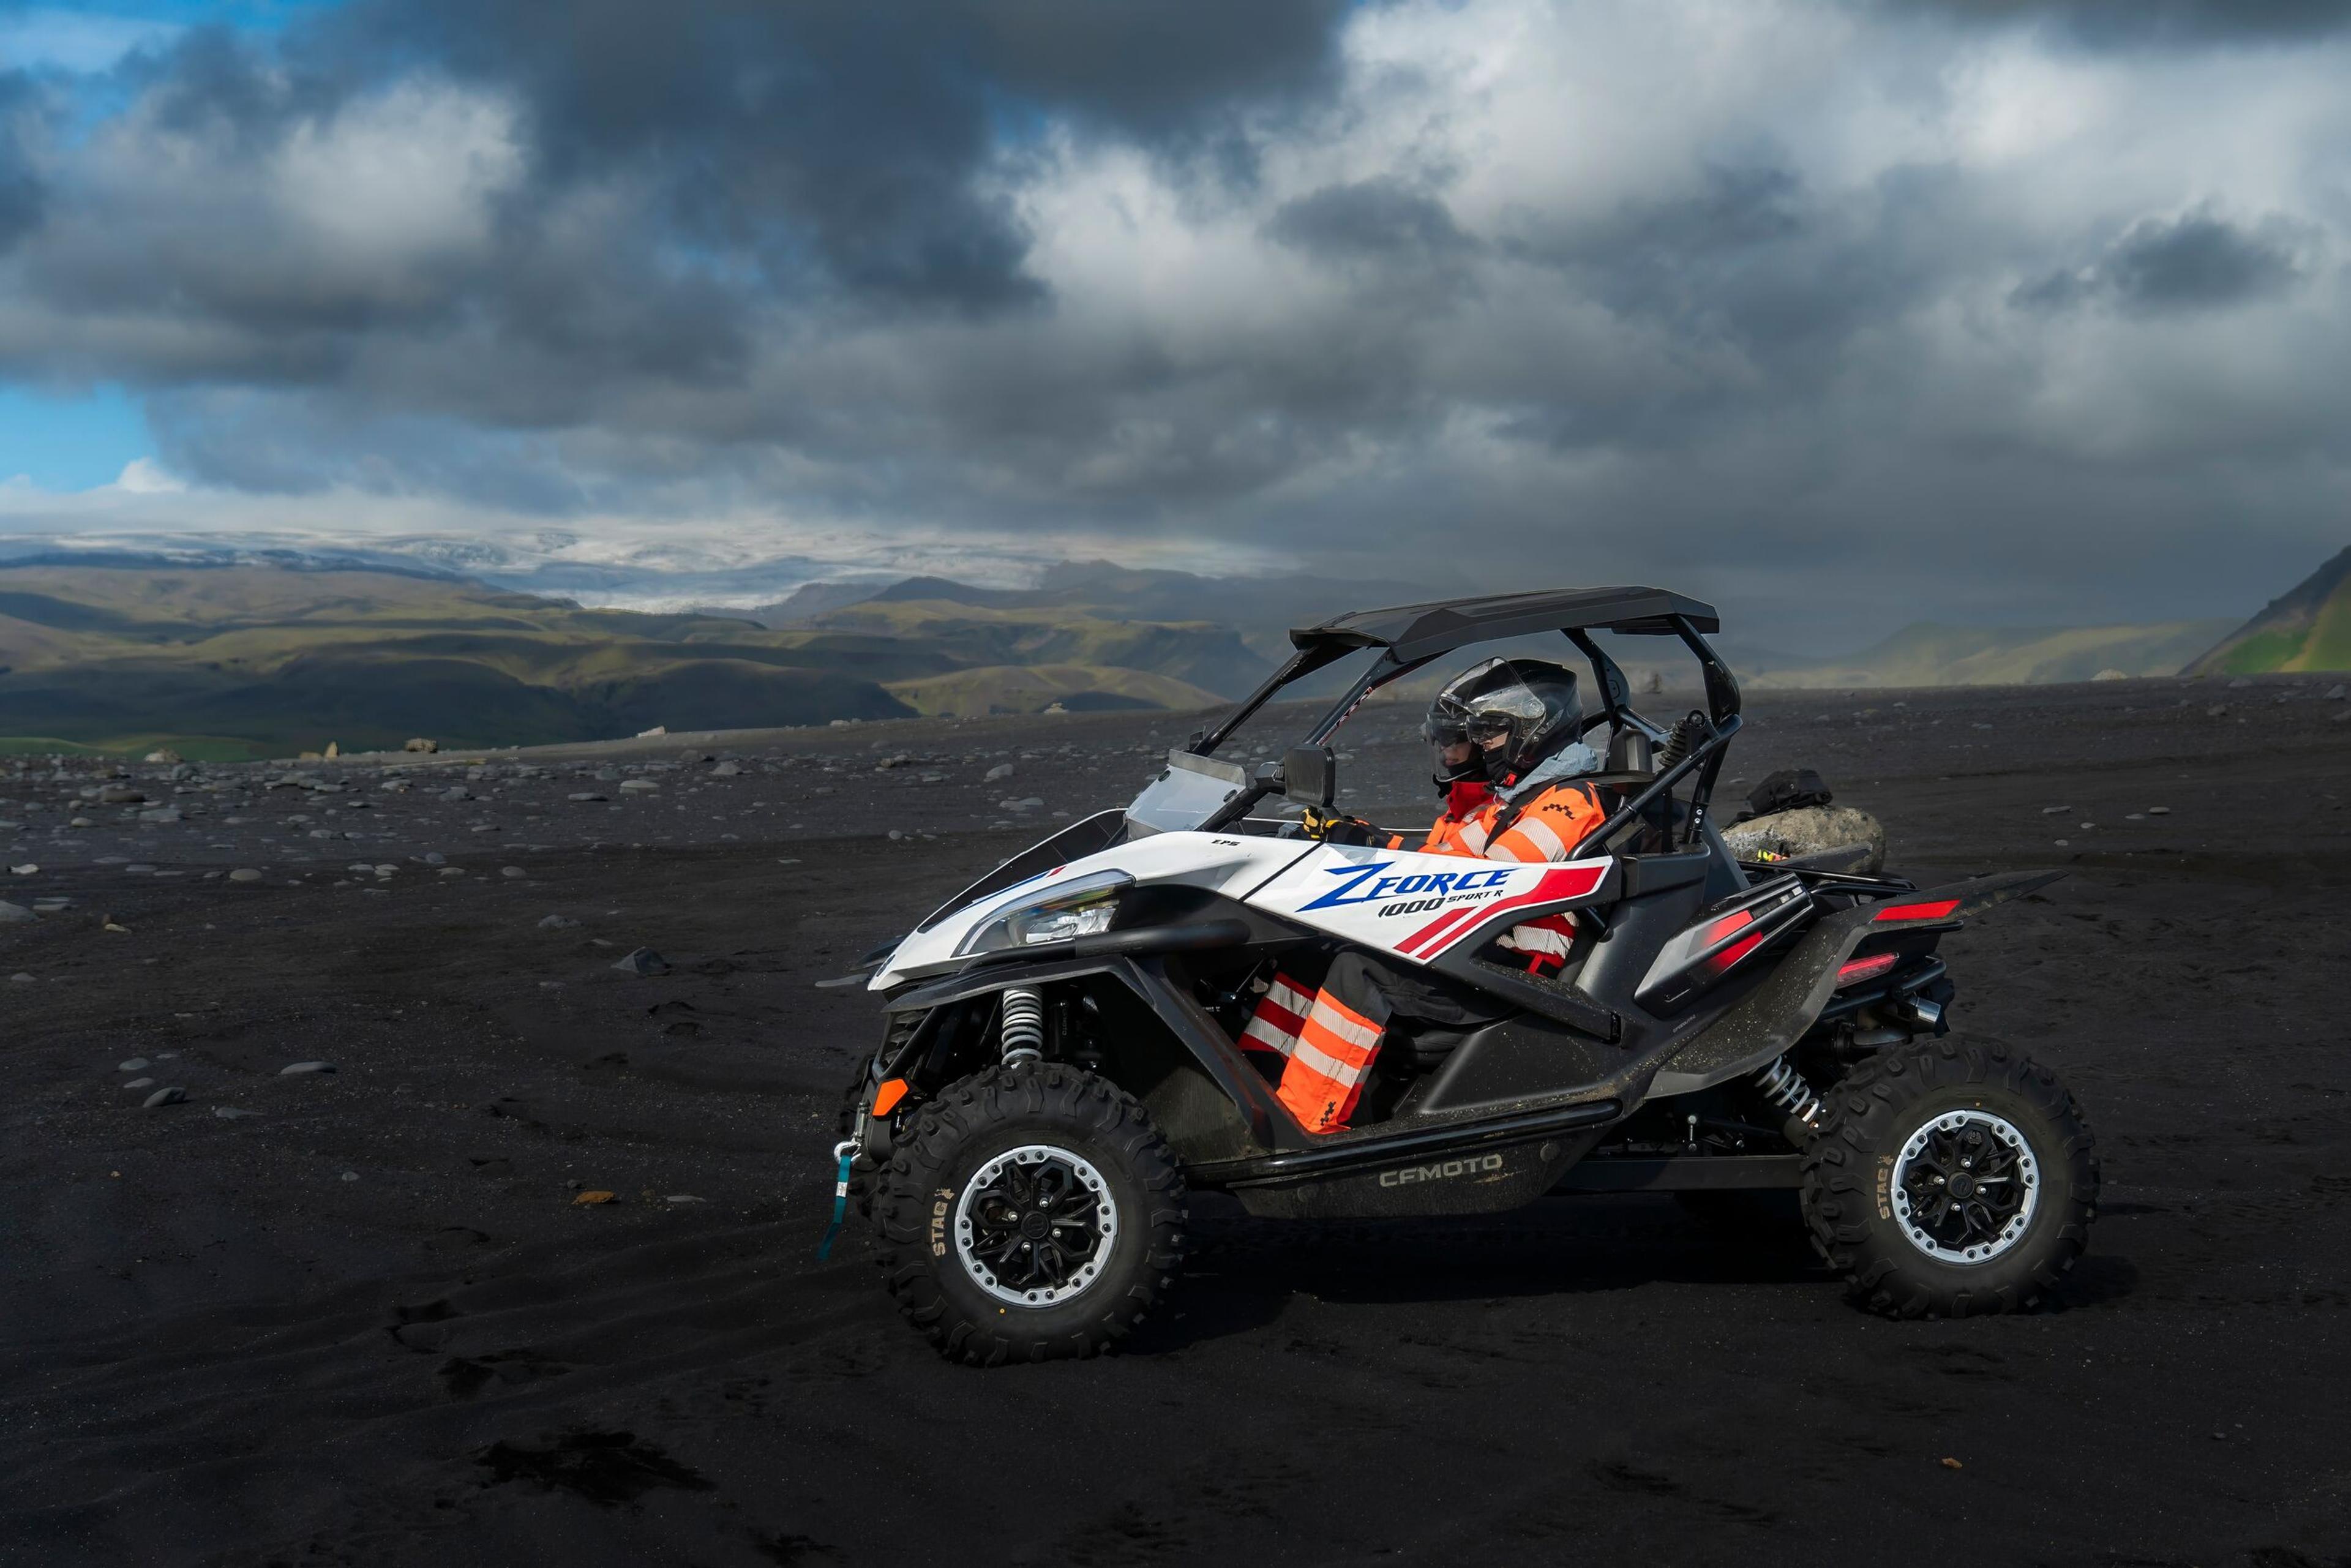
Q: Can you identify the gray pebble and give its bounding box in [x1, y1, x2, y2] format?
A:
[0, 901, 36, 923]
[984, 763, 1014, 782]
[538, 913, 580, 929]
[143, 1086, 187, 1108]
[279, 1060, 336, 1075]
[123, 1077, 155, 1090]
[228, 868, 264, 883]
[214, 1107, 260, 1120]
[119, 1057, 151, 1072]
[612, 947, 671, 976]
[501, 866, 528, 879]
[340, 1171, 359, 1181]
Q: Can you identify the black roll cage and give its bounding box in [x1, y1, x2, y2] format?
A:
[1187, 589, 1743, 851]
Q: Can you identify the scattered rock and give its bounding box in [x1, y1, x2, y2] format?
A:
[341, 1171, 359, 1181]
[69, 817, 94, 828]
[2041, 805, 2071, 815]
[2227, 677, 2252, 689]
[228, 868, 265, 883]
[612, 947, 671, 977]
[568, 792, 607, 802]
[118, 1057, 150, 1072]
[636, 726, 667, 738]
[664, 1195, 706, 1204]
[424, 852, 446, 865]
[572, 1190, 617, 1206]
[2327, 684, 2345, 701]
[404, 737, 439, 753]
[97, 785, 144, 805]
[2206, 705, 2228, 718]
[984, 763, 1014, 782]
[538, 914, 580, 929]
[279, 1060, 336, 1075]
[0, 901, 36, 923]
[501, 866, 529, 879]
[9, 973, 32, 983]
[8, 863, 34, 875]
[324, 742, 340, 759]
[619, 779, 659, 793]
[143, 748, 182, 763]
[142, 1086, 187, 1108]
[1007, 797, 1044, 812]
[137, 806, 182, 823]
[711, 761, 742, 777]
[1721, 806, 1889, 875]
[214, 1106, 260, 1119]
[2148, 806, 2171, 816]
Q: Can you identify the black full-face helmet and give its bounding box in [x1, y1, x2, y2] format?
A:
[1422, 657, 1584, 785]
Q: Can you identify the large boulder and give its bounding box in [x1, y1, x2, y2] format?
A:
[1721, 805, 1887, 874]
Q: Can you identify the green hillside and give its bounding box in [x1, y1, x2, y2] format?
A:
[1740, 619, 2235, 688]
[0, 563, 1242, 756]
[2183, 546, 2351, 675]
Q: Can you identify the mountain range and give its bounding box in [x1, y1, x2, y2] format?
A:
[2181, 544, 2351, 676]
[0, 547, 2335, 757]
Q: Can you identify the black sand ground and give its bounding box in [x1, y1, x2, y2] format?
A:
[2, 678, 2348, 1566]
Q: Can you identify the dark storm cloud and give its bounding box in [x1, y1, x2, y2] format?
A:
[2107, 212, 2304, 309]
[1266, 178, 1480, 263]
[0, 72, 42, 256]
[2013, 210, 2306, 313]
[1914, 0, 2351, 45]
[321, 0, 1348, 311]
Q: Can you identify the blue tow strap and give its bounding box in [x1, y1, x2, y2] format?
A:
[817, 1141, 857, 1260]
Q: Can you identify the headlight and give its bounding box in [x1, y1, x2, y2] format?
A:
[957, 870, 1133, 955]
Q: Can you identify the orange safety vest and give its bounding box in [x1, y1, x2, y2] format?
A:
[1425, 778, 1608, 969]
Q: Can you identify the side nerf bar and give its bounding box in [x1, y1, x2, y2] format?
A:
[1649, 869, 2064, 1094]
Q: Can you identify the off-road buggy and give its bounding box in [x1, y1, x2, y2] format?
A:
[829, 588, 2098, 1363]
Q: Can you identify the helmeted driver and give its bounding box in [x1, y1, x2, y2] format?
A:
[1242, 658, 1613, 1133]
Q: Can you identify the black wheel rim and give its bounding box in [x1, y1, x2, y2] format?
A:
[952, 1144, 1119, 1305]
[1891, 1109, 2041, 1264]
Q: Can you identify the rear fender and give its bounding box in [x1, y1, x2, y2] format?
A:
[1648, 870, 2062, 1095]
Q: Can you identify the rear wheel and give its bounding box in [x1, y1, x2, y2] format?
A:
[873, 1063, 1185, 1365]
[1802, 1039, 2098, 1317]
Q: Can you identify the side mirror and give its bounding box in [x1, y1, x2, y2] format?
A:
[1281, 745, 1335, 809]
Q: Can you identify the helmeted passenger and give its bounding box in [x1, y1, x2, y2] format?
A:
[1242, 659, 1613, 1133]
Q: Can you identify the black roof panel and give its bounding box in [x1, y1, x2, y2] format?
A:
[1291, 586, 1718, 661]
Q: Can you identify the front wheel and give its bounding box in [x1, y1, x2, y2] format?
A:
[1801, 1039, 2098, 1317]
[872, 1063, 1186, 1365]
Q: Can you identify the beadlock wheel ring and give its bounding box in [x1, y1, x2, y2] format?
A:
[952, 1143, 1120, 1307]
[1890, 1109, 2042, 1265]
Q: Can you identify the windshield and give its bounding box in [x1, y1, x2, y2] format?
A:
[1125, 750, 1251, 835]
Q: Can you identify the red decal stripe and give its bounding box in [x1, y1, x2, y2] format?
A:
[1703, 908, 1755, 944]
[1421, 863, 1610, 959]
[1874, 898, 1960, 923]
[1397, 905, 1480, 956]
[1707, 929, 1768, 972]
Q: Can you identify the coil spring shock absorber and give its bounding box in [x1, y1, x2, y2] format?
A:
[1754, 1054, 1824, 1135]
[998, 986, 1046, 1065]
